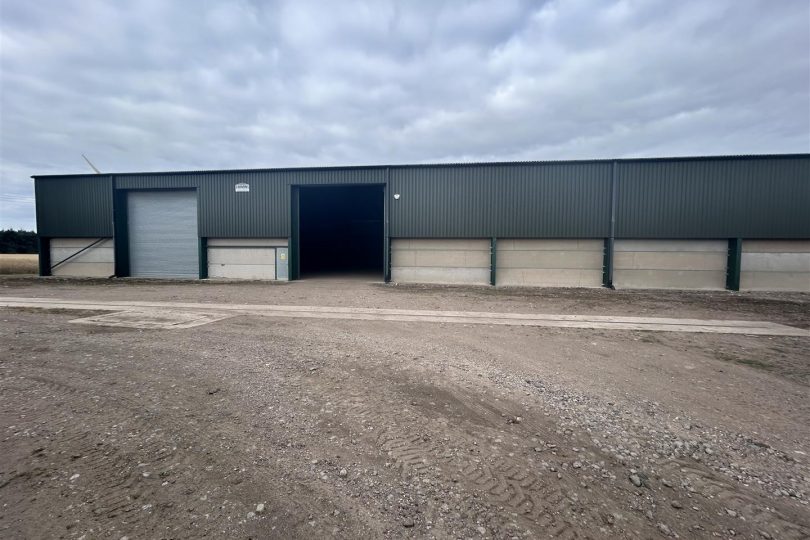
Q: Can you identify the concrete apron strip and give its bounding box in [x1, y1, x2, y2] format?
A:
[0, 297, 807, 336]
[0, 297, 790, 327]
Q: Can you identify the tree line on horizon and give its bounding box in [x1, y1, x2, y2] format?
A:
[0, 229, 38, 253]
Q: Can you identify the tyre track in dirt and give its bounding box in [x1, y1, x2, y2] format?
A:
[292, 321, 612, 536]
[306, 373, 626, 538]
[420, 323, 810, 537]
[3, 294, 809, 539]
[295, 326, 810, 539]
[2, 370, 192, 537]
[228, 317, 810, 538]
[0, 330, 363, 539]
[657, 461, 810, 539]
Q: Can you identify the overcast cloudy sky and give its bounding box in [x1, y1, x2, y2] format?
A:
[1, 0, 808, 230]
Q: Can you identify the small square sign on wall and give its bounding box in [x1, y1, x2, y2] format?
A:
[235, 182, 250, 193]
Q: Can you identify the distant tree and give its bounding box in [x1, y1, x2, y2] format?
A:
[0, 229, 38, 253]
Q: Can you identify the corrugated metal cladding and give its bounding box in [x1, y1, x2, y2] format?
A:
[388, 162, 611, 237]
[127, 191, 199, 277]
[616, 157, 810, 238]
[116, 168, 384, 237]
[33, 154, 809, 240]
[35, 176, 112, 237]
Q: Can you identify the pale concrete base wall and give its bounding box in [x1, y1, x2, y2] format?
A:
[207, 238, 288, 280]
[50, 238, 114, 277]
[391, 239, 490, 285]
[613, 240, 727, 290]
[496, 239, 603, 287]
[741, 240, 810, 291]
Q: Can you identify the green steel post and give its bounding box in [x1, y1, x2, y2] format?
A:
[38, 237, 51, 276]
[383, 175, 391, 283]
[289, 186, 300, 280]
[603, 161, 617, 288]
[602, 238, 614, 288]
[384, 237, 391, 283]
[113, 188, 130, 277]
[490, 237, 497, 286]
[199, 237, 208, 279]
[726, 238, 742, 291]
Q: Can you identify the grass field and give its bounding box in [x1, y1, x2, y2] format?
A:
[0, 254, 38, 274]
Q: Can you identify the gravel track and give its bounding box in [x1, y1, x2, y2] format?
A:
[1, 279, 808, 538]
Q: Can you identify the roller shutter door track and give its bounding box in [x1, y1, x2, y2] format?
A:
[128, 191, 199, 278]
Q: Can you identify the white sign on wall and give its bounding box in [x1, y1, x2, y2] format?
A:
[235, 182, 250, 193]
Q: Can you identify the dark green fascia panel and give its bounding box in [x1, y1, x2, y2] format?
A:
[199, 237, 208, 279]
[113, 189, 130, 277]
[726, 238, 742, 291]
[38, 237, 51, 276]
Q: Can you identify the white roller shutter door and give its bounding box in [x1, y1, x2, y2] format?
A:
[128, 191, 199, 278]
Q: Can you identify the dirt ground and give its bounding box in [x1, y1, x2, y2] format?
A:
[1, 277, 808, 539]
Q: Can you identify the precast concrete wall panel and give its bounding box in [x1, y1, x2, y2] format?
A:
[613, 240, 727, 290]
[207, 238, 287, 280]
[50, 238, 114, 277]
[496, 239, 604, 287]
[740, 240, 810, 291]
[391, 239, 490, 284]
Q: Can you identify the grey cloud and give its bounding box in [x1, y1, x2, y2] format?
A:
[1, 0, 808, 229]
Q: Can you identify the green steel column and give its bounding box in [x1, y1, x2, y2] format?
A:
[603, 161, 617, 288]
[113, 188, 130, 277]
[383, 176, 391, 283]
[38, 237, 51, 276]
[490, 237, 497, 286]
[602, 238, 614, 288]
[198, 237, 208, 279]
[726, 238, 742, 291]
[289, 186, 300, 280]
[384, 237, 391, 283]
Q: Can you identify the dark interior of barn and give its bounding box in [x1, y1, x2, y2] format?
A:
[298, 185, 384, 279]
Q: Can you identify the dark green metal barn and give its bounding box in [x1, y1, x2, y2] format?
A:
[33, 154, 810, 291]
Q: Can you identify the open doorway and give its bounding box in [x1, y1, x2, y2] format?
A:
[298, 185, 384, 279]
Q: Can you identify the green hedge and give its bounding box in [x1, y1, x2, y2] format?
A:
[0, 229, 38, 254]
